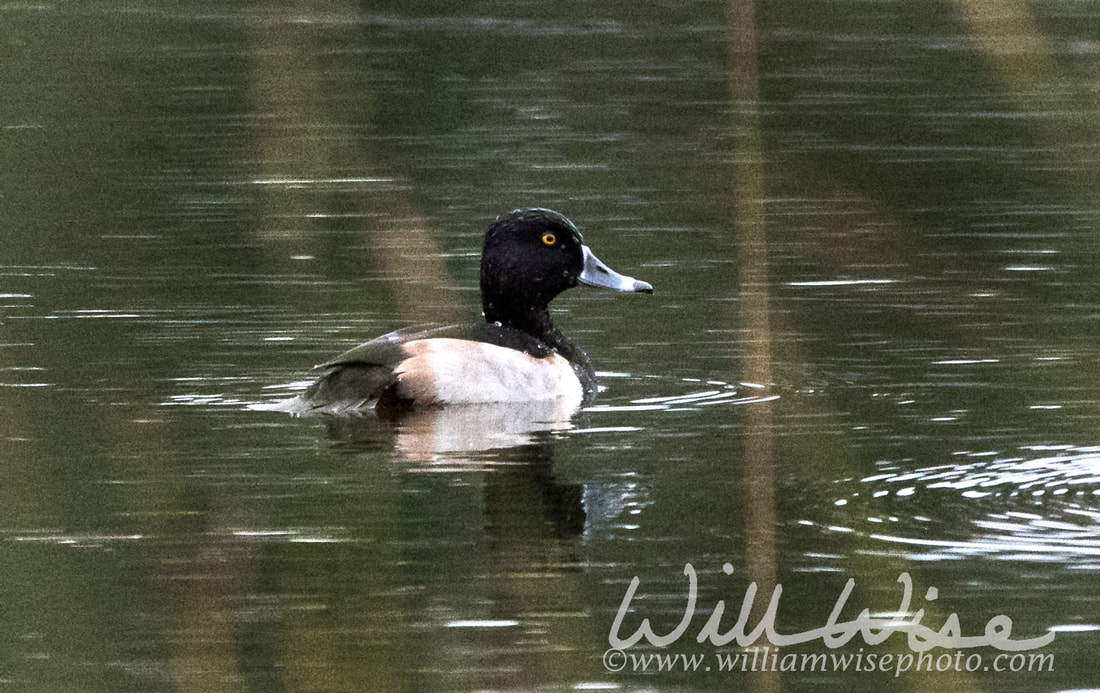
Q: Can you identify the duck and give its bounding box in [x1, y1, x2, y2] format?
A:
[299, 208, 652, 413]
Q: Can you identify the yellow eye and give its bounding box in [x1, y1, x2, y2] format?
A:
[541, 232, 557, 246]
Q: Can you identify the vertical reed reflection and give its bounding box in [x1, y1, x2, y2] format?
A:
[727, 2, 778, 692]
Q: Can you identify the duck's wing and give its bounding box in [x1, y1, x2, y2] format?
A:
[312, 324, 452, 370]
[314, 322, 554, 370]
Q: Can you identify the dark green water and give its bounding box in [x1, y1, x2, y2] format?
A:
[3, 1, 1099, 691]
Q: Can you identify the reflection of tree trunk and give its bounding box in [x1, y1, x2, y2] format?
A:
[728, 2, 777, 693]
[246, 5, 455, 323]
[170, 520, 263, 693]
[159, 8, 458, 690]
[954, 0, 1049, 87]
[953, 0, 1074, 166]
[955, 0, 1099, 246]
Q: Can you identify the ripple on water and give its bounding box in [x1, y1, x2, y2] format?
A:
[584, 372, 777, 413]
[818, 445, 1100, 565]
[863, 445, 1100, 497]
[174, 371, 776, 417]
[167, 371, 775, 459]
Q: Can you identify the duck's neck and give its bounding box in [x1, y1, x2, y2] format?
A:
[483, 298, 593, 377]
[483, 297, 557, 345]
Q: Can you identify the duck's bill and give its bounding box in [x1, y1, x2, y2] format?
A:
[578, 245, 654, 293]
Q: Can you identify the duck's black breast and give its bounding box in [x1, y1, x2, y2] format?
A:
[300, 323, 589, 413]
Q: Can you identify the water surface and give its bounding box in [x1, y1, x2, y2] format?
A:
[3, 1, 1100, 691]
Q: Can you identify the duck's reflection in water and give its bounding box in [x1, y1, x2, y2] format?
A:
[320, 399, 586, 538]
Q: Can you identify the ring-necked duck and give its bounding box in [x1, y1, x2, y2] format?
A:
[300, 208, 652, 412]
